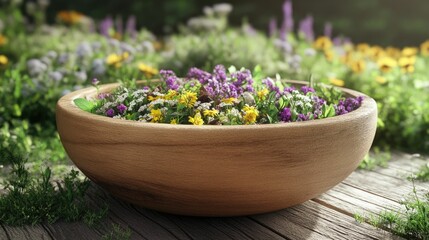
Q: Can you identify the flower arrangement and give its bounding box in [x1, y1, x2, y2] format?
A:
[75, 65, 363, 125]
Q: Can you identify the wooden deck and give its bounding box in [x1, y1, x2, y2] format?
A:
[1, 152, 428, 240]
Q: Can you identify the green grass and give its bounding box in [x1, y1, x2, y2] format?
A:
[102, 224, 132, 240]
[0, 147, 108, 226]
[415, 163, 429, 182]
[358, 147, 391, 170]
[355, 183, 429, 239]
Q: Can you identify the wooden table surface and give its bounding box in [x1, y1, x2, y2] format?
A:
[1, 152, 428, 240]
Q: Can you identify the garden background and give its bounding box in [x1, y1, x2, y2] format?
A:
[0, 0, 429, 238]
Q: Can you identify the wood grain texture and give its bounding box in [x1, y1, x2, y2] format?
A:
[56, 80, 378, 216]
[2, 225, 52, 240]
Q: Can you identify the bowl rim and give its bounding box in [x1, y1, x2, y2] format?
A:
[56, 80, 377, 131]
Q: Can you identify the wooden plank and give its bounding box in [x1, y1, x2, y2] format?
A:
[252, 200, 401, 240]
[314, 182, 403, 216]
[44, 221, 104, 240]
[2, 225, 52, 240]
[0, 225, 10, 240]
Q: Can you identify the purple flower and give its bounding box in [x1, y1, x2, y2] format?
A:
[92, 78, 100, 85]
[299, 15, 314, 42]
[280, 0, 294, 40]
[117, 104, 127, 114]
[99, 16, 113, 37]
[187, 67, 212, 84]
[298, 113, 310, 121]
[284, 86, 296, 94]
[106, 108, 115, 117]
[301, 86, 315, 95]
[160, 69, 179, 90]
[324, 22, 333, 38]
[126, 15, 137, 39]
[280, 108, 292, 122]
[97, 93, 110, 99]
[269, 18, 277, 37]
[213, 65, 227, 82]
[262, 78, 280, 95]
[335, 96, 363, 115]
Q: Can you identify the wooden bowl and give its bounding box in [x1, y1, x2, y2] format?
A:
[56, 80, 377, 216]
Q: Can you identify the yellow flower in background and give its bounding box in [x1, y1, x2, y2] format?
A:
[170, 119, 178, 124]
[106, 52, 129, 68]
[377, 57, 397, 73]
[0, 35, 8, 46]
[189, 112, 204, 125]
[370, 46, 386, 59]
[179, 91, 197, 108]
[398, 57, 416, 73]
[385, 47, 401, 59]
[356, 43, 370, 53]
[203, 109, 219, 117]
[257, 88, 269, 100]
[324, 50, 334, 62]
[0, 55, 8, 66]
[242, 105, 259, 124]
[329, 78, 345, 87]
[375, 76, 387, 84]
[138, 63, 159, 78]
[420, 40, 429, 56]
[57, 10, 84, 25]
[106, 53, 122, 68]
[150, 109, 163, 123]
[401, 47, 418, 58]
[350, 60, 366, 73]
[313, 36, 333, 51]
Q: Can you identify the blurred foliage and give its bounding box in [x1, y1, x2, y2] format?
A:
[43, 0, 429, 46]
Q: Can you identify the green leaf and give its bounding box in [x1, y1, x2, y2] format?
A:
[74, 98, 95, 112]
[228, 65, 237, 74]
[252, 65, 263, 86]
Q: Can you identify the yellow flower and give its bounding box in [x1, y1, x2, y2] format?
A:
[368, 46, 385, 59]
[203, 109, 219, 117]
[398, 57, 416, 73]
[0, 35, 8, 46]
[106, 53, 122, 68]
[0, 55, 8, 66]
[420, 40, 429, 56]
[179, 91, 197, 108]
[221, 97, 237, 105]
[329, 78, 345, 87]
[375, 76, 387, 84]
[189, 112, 204, 125]
[401, 47, 418, 58]
[385, 47, 401, 58]
[148, 95, 161, 102]
[324, 50, 334, 62]
[138, 63, 159, 78]
[57, 10, 84, 25]
[377, 57, 397, 73]
[356, 43, 370, 53]
[150, 109, 163, 123]
[350, 60, 366, 73]
[257, 89, 269, 100]
[313, 36, 333, 51]
[170, 119, 178, 124]
[164, 89, 177, 100]
[242, 105, 259, 125]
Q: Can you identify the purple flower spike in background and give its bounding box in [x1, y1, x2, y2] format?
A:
[324, 22, 333, 38]
[106, 108, 115, 117]
[299, 15, 314, 42]
[99, 16, 113, 37]
[126, 15, 137, 39]
[117, 104, 127, 114]
[280, 0, 294, 40]
[187, 67, 212, 84]
[301, 86, 315, 95]
[269, 18, 278, 37]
